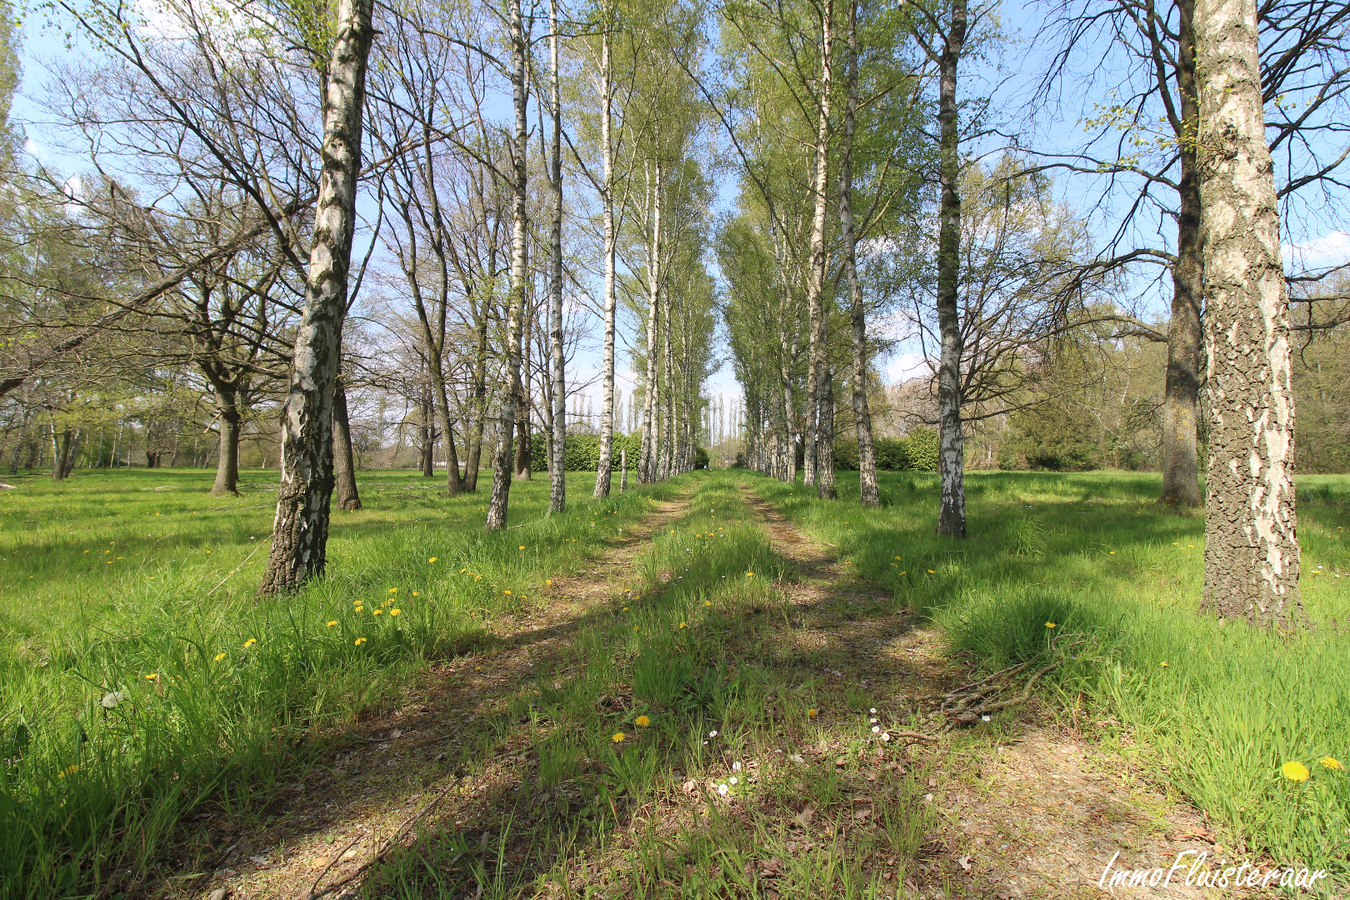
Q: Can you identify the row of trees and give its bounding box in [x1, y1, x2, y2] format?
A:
[4, 0, 1345, 627]
[712, 0, 1345, 628]
[1, 0, 726, 589]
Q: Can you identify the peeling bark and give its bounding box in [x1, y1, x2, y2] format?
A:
[259, 0, 374, 594]
[807, 0, 835, 500]
[935, 0, 968, 537]
[1196, 0, 1301, 625]
[839, 0, 877, 508]
[548, 0, 567, 514]
[486, 0, 529, 531]
[594, 25, 618, 498]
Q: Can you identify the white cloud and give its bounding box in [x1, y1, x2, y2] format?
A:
[884, 351, 930, 383]
[1284, 231, 1350, 270]
[23, 138, 44, 160]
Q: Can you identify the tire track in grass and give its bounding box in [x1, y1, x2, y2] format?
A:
[740, 484, 1232, 900]
[182, 490, 697, 900]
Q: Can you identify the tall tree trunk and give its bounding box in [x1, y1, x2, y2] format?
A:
[487, 0, 529, 531]
[212, 387, 242, 496]
[1160, 0, 1204, 509]
[515, 266, 532, 480]
[839, 0, 877, 507]
[659, 231, 674, 480]
[1195, 0, 1301, 625]
[594, 25, 618, 499]
[807, 0, 836, 500]
[332, 378, 362, 510]
[639, 163, 661, 484]
[421, 391, 435, 476]
[465, 305, 489, 491]
[548, 0, 567, 514]
[259, 0, 374, 594]
[935, 0, 968, 537]
[51, 424, 71, 482]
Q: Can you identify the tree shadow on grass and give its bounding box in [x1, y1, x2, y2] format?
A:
[172, 484, 947, 900]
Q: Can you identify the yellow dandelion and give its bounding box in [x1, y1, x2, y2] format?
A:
[705, 601, 712, 606]
[927, 569, 935, 574]
[460, 568, 467, 573]
[679, 622, 687, 629]
[504, 589, 512, 595]
[1045, 622, 1056, 628]
[807, 708, 818, 719]
[388, 588, 397, 594]
[326, 621, 338, 627]
[1160, 661, 1169, 667]
[635, 715, 651, 727]
[612, 732, 626, 743]
[1281, 761, 1311, 782]
[900, 571, 907, 575]
[213, 652, 226, 662]
[390, 609, 401, 616]
[894, 556, 902, 560]
[412, 591, 419, 597]
[519, 545, 526, 550]
[145, 673, 158, 681]
[429, 557, 437, 563]
[546, 579, 553, 586]
[354, 637, 367, 646]
[243, 638, 256, 647]
[746, 571, 755, 577]
[1109, 551, 1116, 555]
[373, 609, 383, 615]
[1321, 757, 1343, 771]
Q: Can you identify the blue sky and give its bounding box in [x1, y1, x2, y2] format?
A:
[13, 0, 1348, 420]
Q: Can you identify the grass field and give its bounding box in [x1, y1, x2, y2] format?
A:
[0, 468, 675, 898]
[755, 470, 1350, 877]
[1, 467, 1347, 898]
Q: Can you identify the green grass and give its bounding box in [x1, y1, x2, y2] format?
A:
[0, 468, 673, 900]
[6, 466, 1348, 898]
[363, 472, 932, 898]
[753, 469, 1350, 882]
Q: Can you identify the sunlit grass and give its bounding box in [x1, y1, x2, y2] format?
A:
[0, 468, 671, 899]
[755, 468, 1350, 878]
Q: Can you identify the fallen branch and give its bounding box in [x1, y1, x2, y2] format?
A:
[940, 634, 1091, 730]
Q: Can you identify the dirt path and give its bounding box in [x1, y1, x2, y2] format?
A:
[740, 488, 1245, 900]
[181, 483, 1252, 900]
[189, 493, 695, 900]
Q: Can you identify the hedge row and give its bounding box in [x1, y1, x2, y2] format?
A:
[832, 427, 939, 473]
[527, 432, 643, 472]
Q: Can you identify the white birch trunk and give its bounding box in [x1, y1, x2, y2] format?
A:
[1196, 0, 1302, 625]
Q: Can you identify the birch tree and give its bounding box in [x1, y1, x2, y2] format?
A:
[260, 0, 376, 592]
[1195, 0, 1301, 625]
